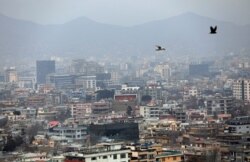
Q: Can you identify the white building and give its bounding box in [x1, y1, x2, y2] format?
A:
[47, 125, 88, 141]
[227, 116, 250, 134]
[154, 63, 171, 80]
[64, 143, 130, 162]
[75, 76, 97, 92]
[140, 105, 163, 119]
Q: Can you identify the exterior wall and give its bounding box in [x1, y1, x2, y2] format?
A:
[47, 74, 75, 89]
[154, 63, 171, 80]
[130, 149, 157, 162]
[75, 76, 96, 92]
[64, 149, 130, 162]
[70, 103, 92, 118]
[48, 126, 88, 140]
[114, 94, 137, 102]
[205, 95, 234, 115]
[233, 79, 250, 102]
[36, 60, 55, 84]
[142, 86, 163, 100]
[84, 150, 130, 162]
[140, 106, 161, 118]
[228, 124, 250, 134]
[158, 156, 183, 162]
[92, 100, 111, 114]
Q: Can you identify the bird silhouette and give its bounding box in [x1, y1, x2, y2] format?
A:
[155, 45, 166, 51]
[210, 26, 217, 34]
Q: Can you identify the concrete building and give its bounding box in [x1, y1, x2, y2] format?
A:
[47, 125, 88, 141]
[47, 74, 75, 89]
[92, 100, 111, 114]
[64, 143, 130, 162]
[96, 73, 112, 89]
[140, 104, 162, 119]
[5, 67, 18, 83]
[226, 116, 250, 134]
[75, 76, 97, 92]
[233, 79, 250, 102]
[204, 94, 235, 116]
[141, 84, 163, 100]
[154, 63, 171, 80]
[70, 102, 92, 119]
[18, 76, 36, 89]
[36, 60, 55, 84]
[156, 150, 184, 162]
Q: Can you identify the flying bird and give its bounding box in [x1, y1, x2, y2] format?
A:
[210, 26, 217, 34]
[155, 45, 166, 51]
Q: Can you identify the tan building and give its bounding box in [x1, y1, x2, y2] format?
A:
[70, 102, 92, 119]
[5, 67, 18, 82]
[156, 151, 184, 162]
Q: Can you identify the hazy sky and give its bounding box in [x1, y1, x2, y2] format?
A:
[0, 0, 249, 26]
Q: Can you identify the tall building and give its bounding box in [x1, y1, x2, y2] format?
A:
[5, 67, 18, 83]
[233, 79, 250, 102]
[154, 63, 171, 80]
[36, 60, 55, 84]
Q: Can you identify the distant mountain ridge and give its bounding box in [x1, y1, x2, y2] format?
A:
[0, 12, 249, 62]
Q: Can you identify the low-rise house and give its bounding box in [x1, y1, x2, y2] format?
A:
[156, 150, 184, 162]
[64, 143, 130, 162]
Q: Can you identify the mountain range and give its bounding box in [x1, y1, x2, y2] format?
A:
[0, 12, 249, 63]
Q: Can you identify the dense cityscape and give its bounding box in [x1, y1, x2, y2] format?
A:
[1, 1, 250, 162]
[0, 51, 249, 162]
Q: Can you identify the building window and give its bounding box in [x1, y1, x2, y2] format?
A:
[113, 154, 117, 159]
[91, 157, 96, 160]
[173, 156, 177, 160]
[103, 156, 107, 159]
[120, 153, 126, 158]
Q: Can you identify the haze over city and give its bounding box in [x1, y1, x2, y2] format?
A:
[0, 1, 250, 162]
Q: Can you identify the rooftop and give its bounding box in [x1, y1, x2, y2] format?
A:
[156, 150, 183, 158]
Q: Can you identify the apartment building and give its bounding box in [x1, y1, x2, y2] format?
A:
[233, 79, 250, 102]
[204, 94, 235, 116]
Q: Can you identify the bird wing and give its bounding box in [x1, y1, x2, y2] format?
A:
[214, 26, 217, 31]
[210, 26, 214, 31]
